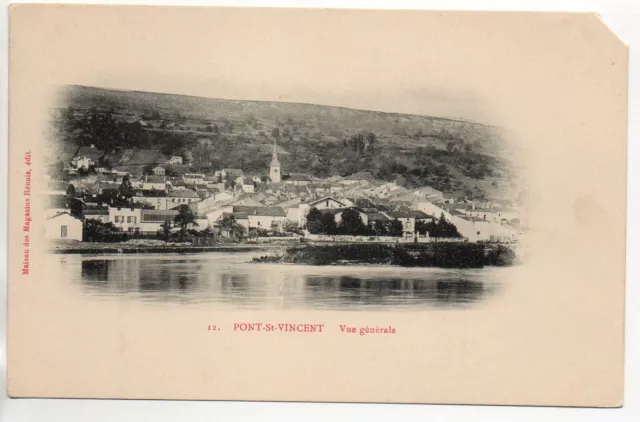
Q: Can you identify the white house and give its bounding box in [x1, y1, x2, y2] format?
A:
[45, 212, 83, 241]
[296, 196, 348, 227]
[140, 209, 179, 233]
[131, 190, 171, 210]
[183, 173, 206, 184]
[169, 155, 183, 165]
[142, 175, 167, 190]
[303, 196, 348, 211]
[415, 201, 453, 221]
[449, 215, 492, 242]
[246, 207, 287, 232]
[71, 156, 94, 170]
[108, 206, 142, 233]
[152, 165, 166, 176]
[70, 145, 103, 169]
[83, 206, 110, 223]
[168, 189, 200, 205]
[283, 173, 312, 186]
[238, 177, 256, 193]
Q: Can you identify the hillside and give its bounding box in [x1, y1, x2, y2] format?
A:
[49, 85, 520, 201]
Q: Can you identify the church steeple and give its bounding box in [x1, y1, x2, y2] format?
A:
[269, 138, 281, 183]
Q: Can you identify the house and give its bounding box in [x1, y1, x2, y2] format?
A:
[449, 215, 491, 242]
[141, 175, 167, 190]
[71, 145, 103, 170]
[385, 210, 433, 235]
[302, 196, 348, 211]
[363, 211, 390, 231]
[246, 207, 287, 232]
[188, 191, 235, 218]
[168, 189, 200, 205]
[415, 201, 454, 221]
[71, 156, 94, 170]
[308, 183, 331, 197]
[219, 212, 250, 234]
[238, 176, 256, 193]
[167, 177, 187, 190]
[284, 204, 304, 226]
[108, 206, 142, 233]
[282, 173, 312, 186]
[152, 165, 166, 176]
[131, 189, 170, 210]
[83, 206, 110, 223]
[296, 196, 349, 226]
[140, 209, 179, 233]
[168, 155, 183, 165]
[183, 173, 205, 184]
[44, 212, 83, 241]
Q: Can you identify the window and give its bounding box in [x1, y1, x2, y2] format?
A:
[128, 227, 133, 233]
[60, 225, 68, 238]
[127, 216, 137, 224]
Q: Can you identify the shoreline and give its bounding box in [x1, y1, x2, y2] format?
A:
[49, 242, 285, 254]
[253, 242, 518, 268]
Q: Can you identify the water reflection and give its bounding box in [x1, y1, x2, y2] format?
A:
[304, 276, 485, 307]
[70, 252, 502, 311]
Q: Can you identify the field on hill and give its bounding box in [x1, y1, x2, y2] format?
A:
[49, 85, 522, 201]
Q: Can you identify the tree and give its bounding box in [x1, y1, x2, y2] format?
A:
[283, 220, 302, 235]
[320, 213, 337, 235]
[435, 213, 461, 238]
[218, 214, 245, 241]
[416, 214, 462, 238]
[271, 127, 280, 138]
[388, 219, 404, 237]
[160, 220, 172, 241]
[83, 219, 119, 242]
[306, 207, 324, 234]
[338, 208, 366, 235]
[118, 175, 135, 201]
[174, 205, 198, 240]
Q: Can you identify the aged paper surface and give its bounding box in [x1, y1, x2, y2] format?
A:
[7, 5, 627, 406]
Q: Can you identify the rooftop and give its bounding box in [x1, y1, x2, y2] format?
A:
[168, 190, 199, 199]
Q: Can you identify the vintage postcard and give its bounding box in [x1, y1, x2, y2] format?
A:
[7, 5, 627, 406]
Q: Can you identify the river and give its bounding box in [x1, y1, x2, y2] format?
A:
[55, 251, 515, 311]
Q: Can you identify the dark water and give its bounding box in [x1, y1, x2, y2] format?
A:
[57, 251, 508, 311]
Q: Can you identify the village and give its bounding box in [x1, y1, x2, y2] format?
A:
[43, 137, 522, 247]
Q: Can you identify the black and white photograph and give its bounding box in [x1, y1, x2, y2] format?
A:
[42, 84, 527, 310]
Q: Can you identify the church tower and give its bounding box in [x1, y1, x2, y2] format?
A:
[269, 139, 281, 183]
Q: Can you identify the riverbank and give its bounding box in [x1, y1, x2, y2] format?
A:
[49, 240, 283, 254]
[253, 243, 518, 268]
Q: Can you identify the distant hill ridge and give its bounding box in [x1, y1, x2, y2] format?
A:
[51, 84, 518, 201]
